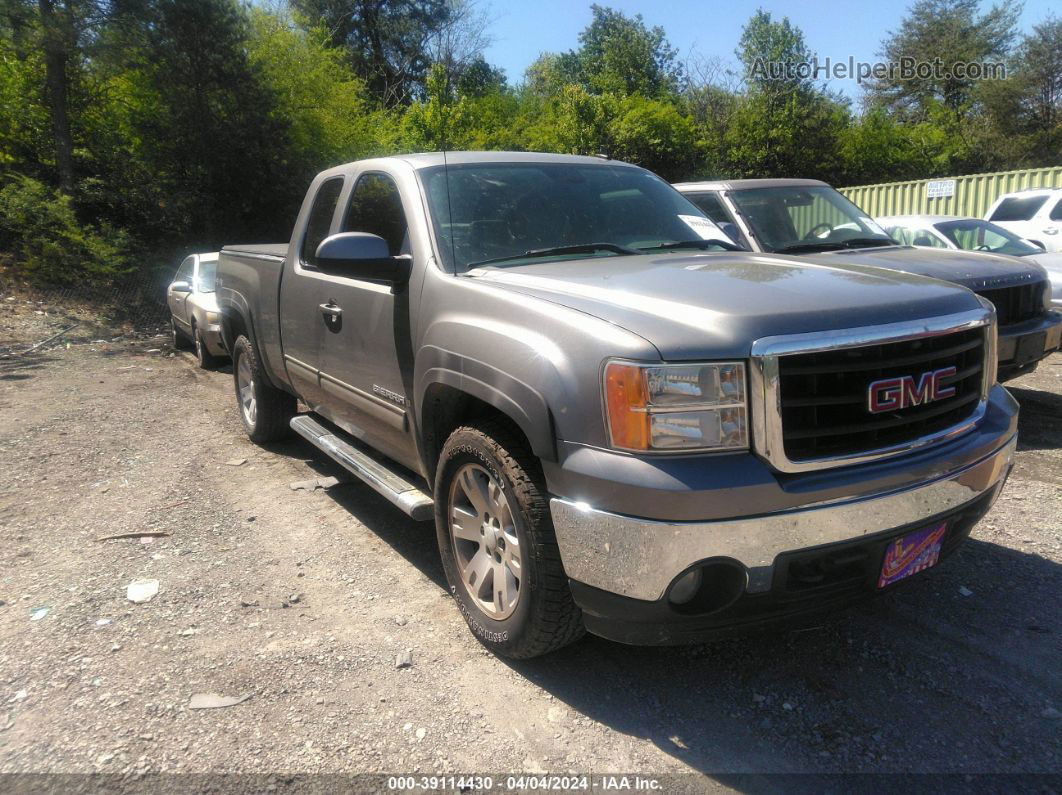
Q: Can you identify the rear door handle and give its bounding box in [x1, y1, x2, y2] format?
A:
[319, 302, 342, 318]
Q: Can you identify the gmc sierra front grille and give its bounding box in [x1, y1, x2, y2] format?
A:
[976, 282, 1044, 326]
[777, 327, 986, 461]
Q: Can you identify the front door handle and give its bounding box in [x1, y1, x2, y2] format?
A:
[319, 302, 343, 318]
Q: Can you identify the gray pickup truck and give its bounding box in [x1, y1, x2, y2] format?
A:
[673, 178, 1062, 381]
[217, 152, 1017, 658]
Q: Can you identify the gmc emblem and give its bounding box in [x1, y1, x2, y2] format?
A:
[868, 367, 957, 413]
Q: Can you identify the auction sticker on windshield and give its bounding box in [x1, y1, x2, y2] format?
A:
[878, 522, 947, 588]
[679, 214, 727, 241]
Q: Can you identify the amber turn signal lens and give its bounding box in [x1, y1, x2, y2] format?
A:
[604, 362, 650, 450]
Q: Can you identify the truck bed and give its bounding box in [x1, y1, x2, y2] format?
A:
[217, 243, 289, 390]
[221, 243, 287, 259]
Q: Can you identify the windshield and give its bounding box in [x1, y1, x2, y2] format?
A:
[934, 220, 1042, 256]
[988, 195, 1049, 222]
[196, 260, 217, 292]
[419, 162, 735, 271]
[728, 186, 896, 253]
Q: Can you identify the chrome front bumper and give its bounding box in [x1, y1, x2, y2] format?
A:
[550, 434, 1016, 602]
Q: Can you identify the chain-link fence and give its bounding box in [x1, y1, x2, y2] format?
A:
[0, 268, 174, 356]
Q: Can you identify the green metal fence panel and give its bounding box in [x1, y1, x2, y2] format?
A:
[839, 167, 1062, 219]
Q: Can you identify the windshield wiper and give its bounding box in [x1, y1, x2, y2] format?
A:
[637, 239, 744, 253]
[466, 242, 640, 269]
[773, 237, 895, 255]
[772, 242, 847, 254]
[837, 237, 897, 249]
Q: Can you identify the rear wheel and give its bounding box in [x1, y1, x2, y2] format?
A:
[434, 420, 584, 658]
[193, 323, 222, 370]
[232, 335, 295, 443]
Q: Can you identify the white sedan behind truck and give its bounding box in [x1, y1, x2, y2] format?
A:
[166, 251, 228, 368]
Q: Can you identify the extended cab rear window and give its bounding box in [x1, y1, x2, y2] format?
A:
[989, 195, 1049, 222]
[301, 177, 344, 267]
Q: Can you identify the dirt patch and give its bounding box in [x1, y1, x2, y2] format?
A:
[0, 318, 1059, 780]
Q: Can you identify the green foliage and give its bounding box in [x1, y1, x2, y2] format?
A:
[401, 63, 474, 150]
[0, 36, 50, 173]
[0, 1, 1058, 288]
[290, 0, 450, 106]
[246, 9, 396, 167]
[866, 0, 1021, 120]
[720, 90, 850, 182]
[0, 175, 130, 283]
[738, 9, 813, 96]
[575, 4, 681, 98]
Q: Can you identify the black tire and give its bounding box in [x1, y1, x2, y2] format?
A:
[434, 419, 584, 659]
[231, 335, 295, 443]
[193, 323, 223, 370]
[171, 318, 192, 350]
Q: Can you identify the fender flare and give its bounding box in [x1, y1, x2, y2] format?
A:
[417, 345, 556, 461]
[220, 305, 283, 391]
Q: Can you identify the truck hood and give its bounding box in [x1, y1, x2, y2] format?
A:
[469, 252, 983, 359]
[815, 245, 1047, 291]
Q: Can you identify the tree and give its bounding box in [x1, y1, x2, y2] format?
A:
[575, 4, 681, 97]
[721, 10, 850, 182]
[738, 8, 814, 100]
[246, 8, 396, 172]
[401, 62, 473, 149]
[865, 0, 1020, 121]
[456, 55, 505, 97]
[424, 0, 495, 93]
[290, 0, 450, 106]
[1015, 15, 1062, 133]
[36, 0, 76, 191]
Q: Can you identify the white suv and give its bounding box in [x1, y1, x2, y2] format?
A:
[984, 188, 1062, 252]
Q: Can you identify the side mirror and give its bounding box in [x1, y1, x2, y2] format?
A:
[316, 233, 410, 285]
[171, 280, 192, 293]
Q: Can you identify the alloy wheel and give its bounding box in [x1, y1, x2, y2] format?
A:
[447, 463, 522, 620]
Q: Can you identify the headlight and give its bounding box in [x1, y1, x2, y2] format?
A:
[205, 311, 220, 324]
[603, 360, 748, 452]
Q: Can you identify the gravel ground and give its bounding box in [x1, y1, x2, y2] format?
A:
[0, 294, 1060, 788]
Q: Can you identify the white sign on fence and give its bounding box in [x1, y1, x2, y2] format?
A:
[926, 179, 957, 199]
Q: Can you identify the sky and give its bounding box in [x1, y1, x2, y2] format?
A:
[481, 0, 1059, 102]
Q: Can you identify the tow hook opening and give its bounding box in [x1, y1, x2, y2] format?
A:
[667, 559, 747, 615]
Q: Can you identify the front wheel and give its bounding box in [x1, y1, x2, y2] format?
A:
[194, 324, 222, 370]
[231, 335, 295, 443]
[171, 318, 192, 351]
[434, 420, 584, 658]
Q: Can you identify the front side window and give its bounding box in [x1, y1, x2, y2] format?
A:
[989, 195, 1049, 222]
[1050, 198, 1062, 221]
[419, 163, 735, 272]
[342, 173, 409, 256]
[301, 177, 344, 267]
[935, 219, 1042, 256]
[727, 186, 895, 254]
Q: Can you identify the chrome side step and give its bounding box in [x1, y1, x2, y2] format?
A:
[290, 415, 434, 521]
